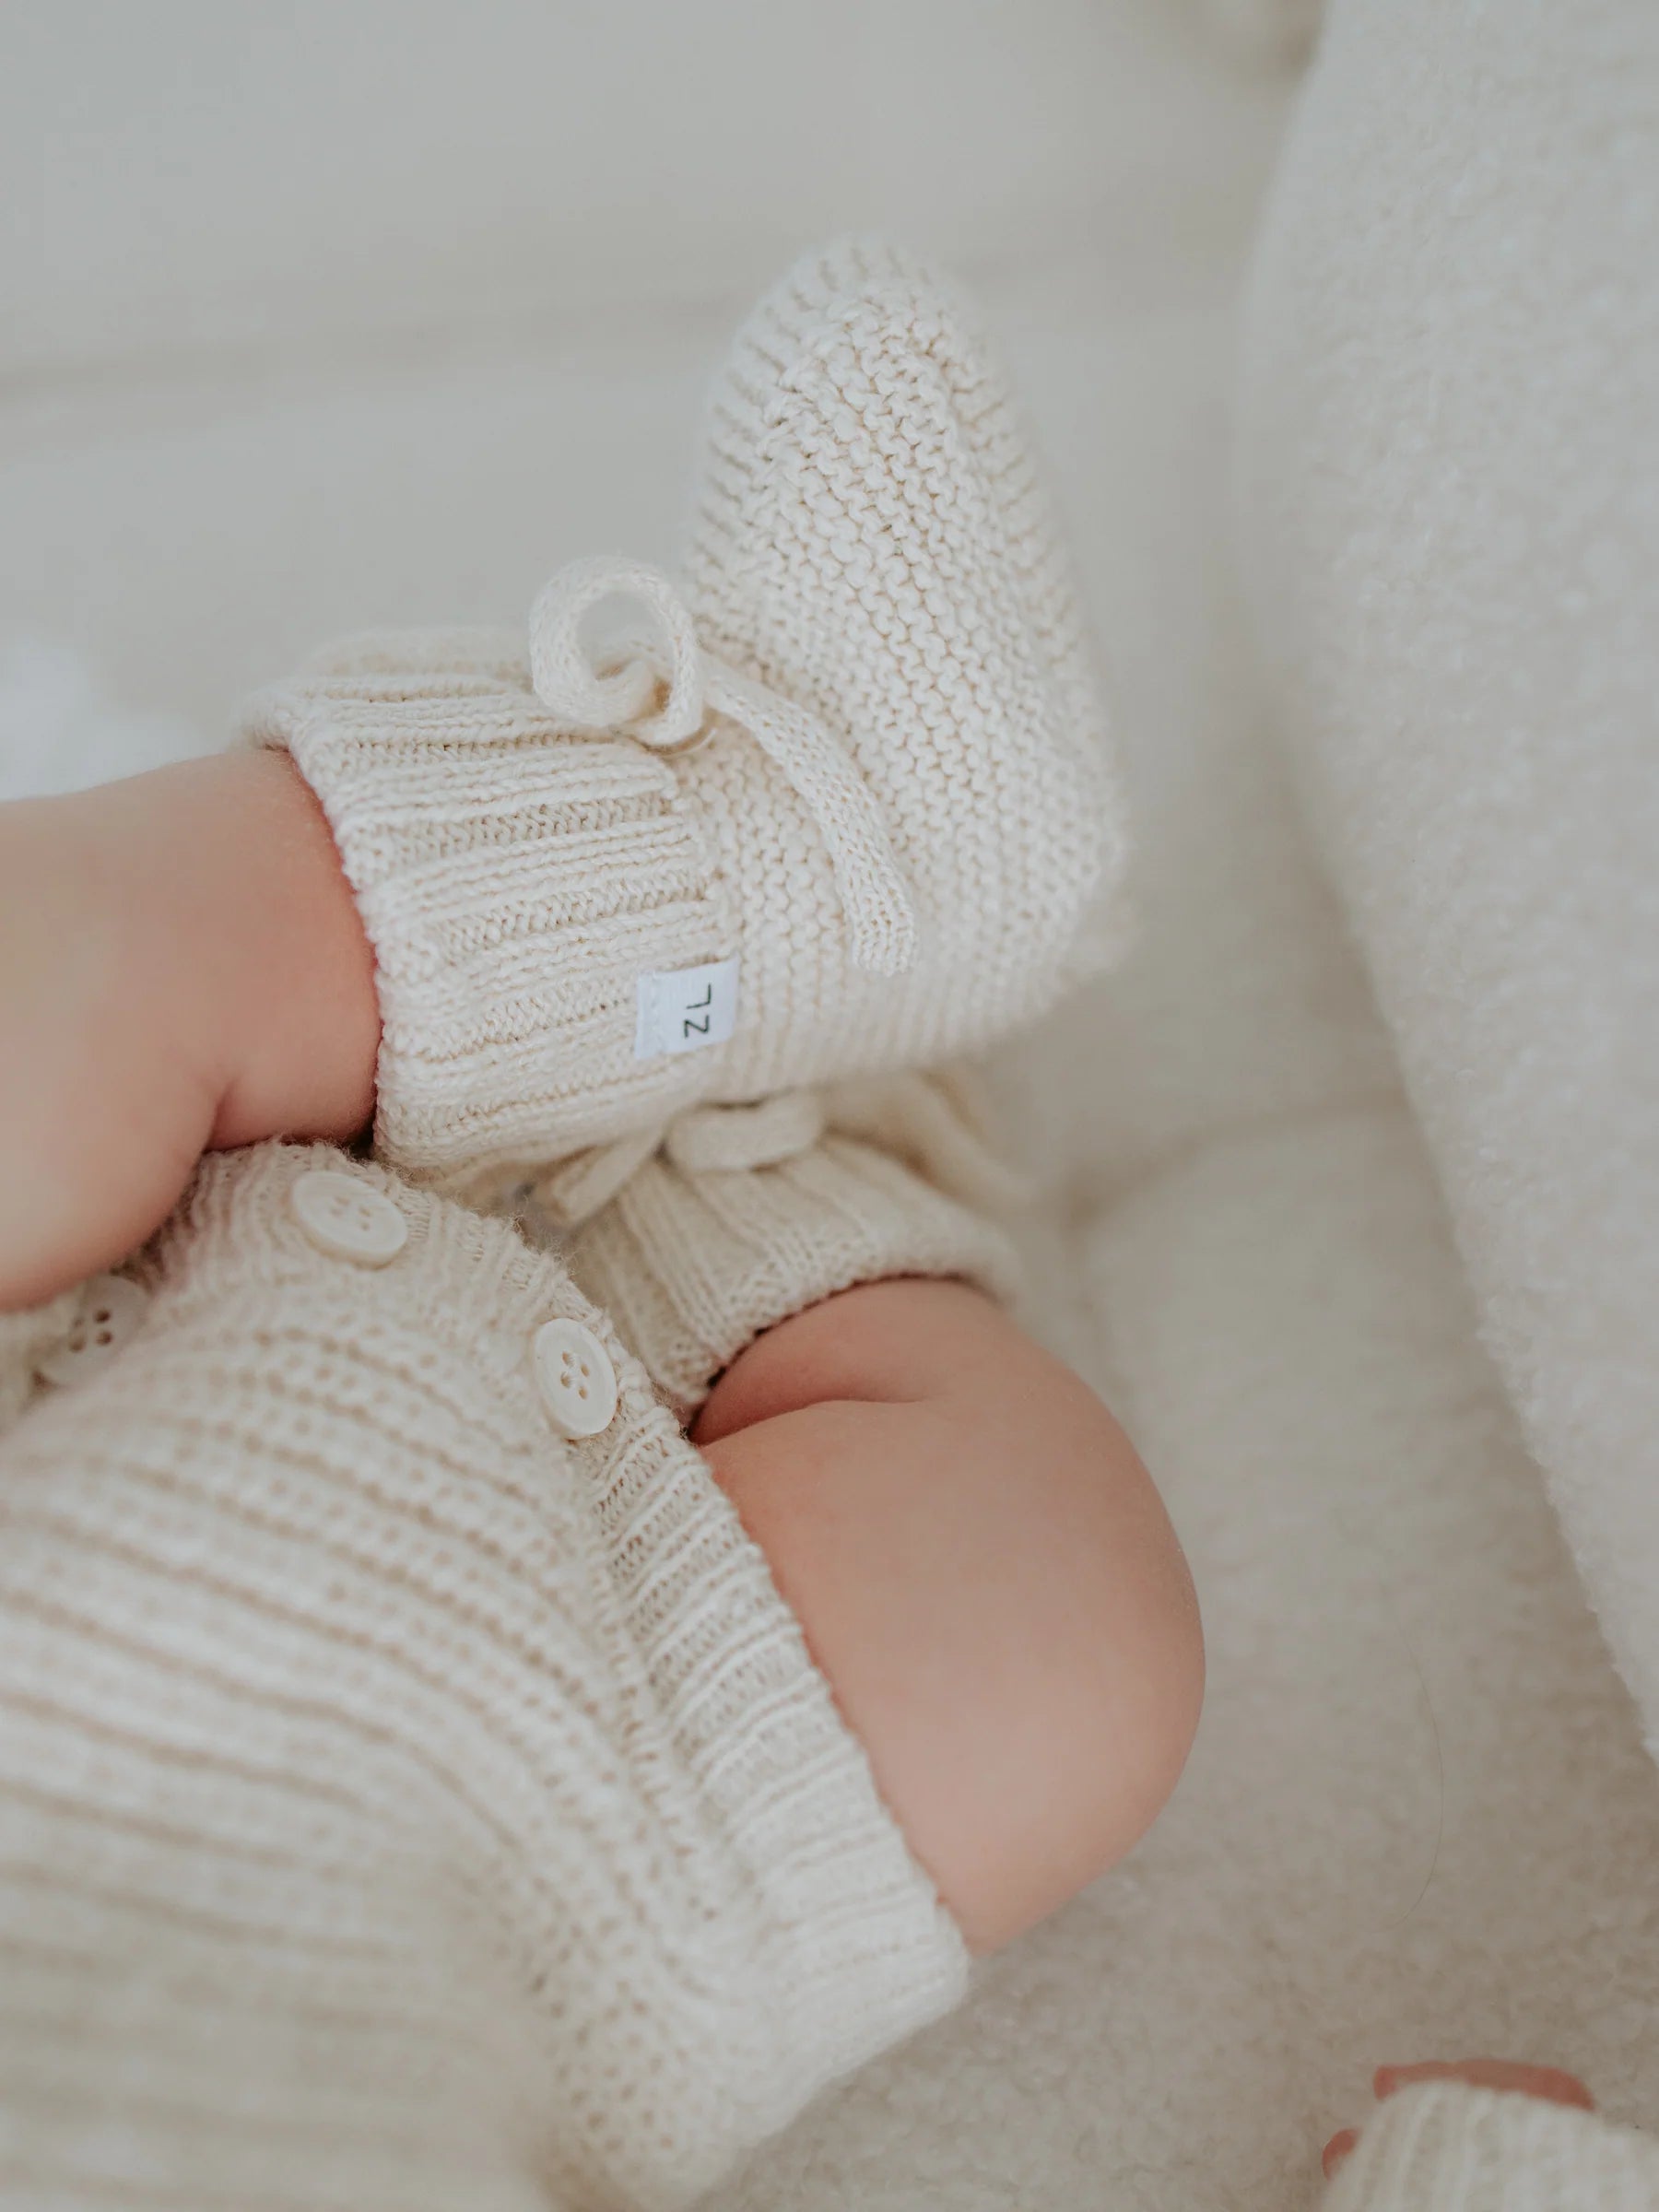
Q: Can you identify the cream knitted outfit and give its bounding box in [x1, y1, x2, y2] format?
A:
[0, 1145, 969, 2208]
[247, 239, 1125, 1199]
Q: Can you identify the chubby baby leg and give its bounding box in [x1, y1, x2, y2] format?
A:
[695, 1278, 1204, 1955]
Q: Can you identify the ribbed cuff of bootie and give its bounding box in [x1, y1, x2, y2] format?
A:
[244, 630, 736, 1197]
[246, 237, 1134, 1206]
[1324, 2082, 1659, 2212]
[559, 1078, 1023, 1423]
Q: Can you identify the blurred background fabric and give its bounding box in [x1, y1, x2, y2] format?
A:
[5, 5, 1657, 2206]
[1, 0, 1288, 737]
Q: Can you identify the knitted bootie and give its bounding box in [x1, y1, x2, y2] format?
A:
[552, 1069, 1025, 1424]
[251, 238, 1125, 1199]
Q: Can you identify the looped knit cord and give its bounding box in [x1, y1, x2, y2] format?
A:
[526, 1075, 1019, 1233]
[528, 556, 919, 977]
[528, 1090, 830, 1229]
[665, 1091, 830, 1175]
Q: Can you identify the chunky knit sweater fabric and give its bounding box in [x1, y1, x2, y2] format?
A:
[0, 1143, 971, 2208]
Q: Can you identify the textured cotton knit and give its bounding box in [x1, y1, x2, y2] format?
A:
[0, 1144, 966, 2209]
[559, 1072, 1023, 1421]
[247, 239, 1124, 1198]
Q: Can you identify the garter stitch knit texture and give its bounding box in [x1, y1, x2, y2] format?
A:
[0, 1145, 966, 2209]
[248, 240, 1124, 1197]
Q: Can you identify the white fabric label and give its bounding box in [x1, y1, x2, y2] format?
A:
[634, 956, 740, 1060]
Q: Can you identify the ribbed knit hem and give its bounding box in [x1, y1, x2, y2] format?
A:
[244, 640, 738, 1193]
[575, 1383, 970, 2112]
[1324, 2082, 1659, 2212]
[567, 1129, 1022, 1420]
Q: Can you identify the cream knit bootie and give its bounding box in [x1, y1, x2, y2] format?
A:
[252, 239, 1124, 1198]
[555, 1068, 1026, 1423]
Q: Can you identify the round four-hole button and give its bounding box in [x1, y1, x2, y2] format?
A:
[290, 1170, 408, 1267]
[532, 1318, 618, 1440]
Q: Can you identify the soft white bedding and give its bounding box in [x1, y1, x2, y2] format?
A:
[1241, 0, 1659, 1763]
[5, 4, 1656, 2204]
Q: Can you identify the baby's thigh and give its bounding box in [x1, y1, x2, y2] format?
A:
[696, 1279, 1204, 1954]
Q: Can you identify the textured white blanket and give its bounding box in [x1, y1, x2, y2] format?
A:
[1241, 0, 1659, 1757]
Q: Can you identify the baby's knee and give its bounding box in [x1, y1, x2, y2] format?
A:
[700, 1284, 1203, 1956]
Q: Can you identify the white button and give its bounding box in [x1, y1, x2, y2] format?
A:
[37, 1274, 148, 1386]
[531, 1318, 618, 1440]
[290, 1170, 407, 1266]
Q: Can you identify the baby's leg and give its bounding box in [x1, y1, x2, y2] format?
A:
[696, 1278, 1203, 1955]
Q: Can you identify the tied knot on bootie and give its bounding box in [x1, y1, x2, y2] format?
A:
[528, 1091, 830, 1229]
[525, 1071, 1028, 1231]
[528, 556, 918, 978]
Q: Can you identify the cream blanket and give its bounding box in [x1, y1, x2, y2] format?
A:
[1241, 0, 1659, 1756]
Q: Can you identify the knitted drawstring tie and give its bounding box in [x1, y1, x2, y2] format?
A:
[528, 556, 918, 978]
[526, 1074, 1025, 1230]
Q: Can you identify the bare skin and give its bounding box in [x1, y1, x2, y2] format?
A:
[696, 1277, 1204, 1949]
[0, 747, 1203, 1951]
[0, 750, 378, 1307]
